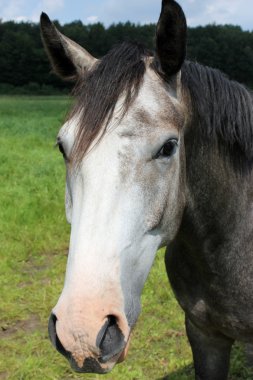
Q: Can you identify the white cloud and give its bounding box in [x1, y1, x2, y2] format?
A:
[2, 0, 25, 21]
[1, 0, 64, 23]
[205, 0, 237, 20]
[86, 15, 99, 24]
[14, 15, 29, 22]
[180, 0, 253, 30]
[89, 0, 160, 26]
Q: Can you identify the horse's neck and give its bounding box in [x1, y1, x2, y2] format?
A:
[181, 123, 253, 262]
[171, 80, 253, 305]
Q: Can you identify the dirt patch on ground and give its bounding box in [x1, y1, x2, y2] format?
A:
[0, 314, 42, 339]
[22, 246, 69, 274]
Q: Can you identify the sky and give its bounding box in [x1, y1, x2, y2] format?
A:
[1, 0, 253, 31]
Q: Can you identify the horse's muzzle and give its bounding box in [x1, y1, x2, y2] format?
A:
[48, 312, 127, 373]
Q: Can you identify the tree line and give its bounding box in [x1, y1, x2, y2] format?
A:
[0, 19, 252, 94]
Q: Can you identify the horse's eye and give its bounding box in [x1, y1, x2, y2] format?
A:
[58, 142, 66, 158]
[155, 139, 178, 159]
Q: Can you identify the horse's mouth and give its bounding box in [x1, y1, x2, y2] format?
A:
[69, 337, 131, 373]
[70, 356, 110, 374]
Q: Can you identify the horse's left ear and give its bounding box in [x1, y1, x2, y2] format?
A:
[40, 12, 97, 81]
[155, 0, 187, 78]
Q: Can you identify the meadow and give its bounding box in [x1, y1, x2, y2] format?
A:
[0, 96, 252, 380]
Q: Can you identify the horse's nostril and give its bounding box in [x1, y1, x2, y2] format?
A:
[48, 313, 70, 360]
[97, 315, 126, 363]
[107, 314, 117, 329]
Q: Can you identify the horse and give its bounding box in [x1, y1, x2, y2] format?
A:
[40, 0, 253, 378]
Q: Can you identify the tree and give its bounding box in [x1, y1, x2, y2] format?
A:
[0, 19, 252, 94]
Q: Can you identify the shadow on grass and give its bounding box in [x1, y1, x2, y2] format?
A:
[157, 343, 253, 380]
[157, 364, 194, 380]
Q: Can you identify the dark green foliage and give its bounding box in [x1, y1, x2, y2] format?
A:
[187, 25, 253, 88]
[0, 18, 252, 94]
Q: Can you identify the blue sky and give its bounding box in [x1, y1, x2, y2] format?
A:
[1, 0, 252, 31]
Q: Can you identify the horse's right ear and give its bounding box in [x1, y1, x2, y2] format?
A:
[155, 0, 187, 78]
[40, 12, 97, 81]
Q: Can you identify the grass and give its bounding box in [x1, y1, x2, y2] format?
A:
[0, 96, 252, 380]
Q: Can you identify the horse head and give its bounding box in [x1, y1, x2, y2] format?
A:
[41, 0, 187, 373]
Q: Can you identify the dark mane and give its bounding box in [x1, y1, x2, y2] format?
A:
[70, 41, 253, 172]
[70, 42, 151, 163]
[181, 61, 253, 171]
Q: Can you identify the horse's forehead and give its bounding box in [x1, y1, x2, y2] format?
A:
[58, 68, 183, 146]
[126, 70, 184, 133]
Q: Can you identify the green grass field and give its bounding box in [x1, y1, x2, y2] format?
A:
[0, 96, 252, 380]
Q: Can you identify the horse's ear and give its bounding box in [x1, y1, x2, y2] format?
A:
[155, 0, 187, 78]
[40, 12, 97, 81]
